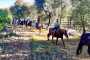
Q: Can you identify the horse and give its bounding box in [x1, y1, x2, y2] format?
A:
[47, 28, 68, 47]
[35, 22, 43, 34]
[76, 32, 90, 56]
[19, 19, 25, 25]
[26, 20, 32, 27]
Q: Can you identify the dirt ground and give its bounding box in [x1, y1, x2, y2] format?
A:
[0, 27, 90, 60]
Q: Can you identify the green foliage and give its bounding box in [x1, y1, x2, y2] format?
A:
[51, 0, 61, 9]
[72, 0, 90, 26]
[0, 24, 5, 31]
[0, 9, 11, 31]
[45, 0, 68, 24]
[10, 4, 30, 18]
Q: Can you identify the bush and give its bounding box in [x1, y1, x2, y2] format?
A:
[0, 10, 12, 32]
[0, 23, 5, 32]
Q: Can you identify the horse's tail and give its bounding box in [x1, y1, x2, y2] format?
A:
[65, 30, 69, 40]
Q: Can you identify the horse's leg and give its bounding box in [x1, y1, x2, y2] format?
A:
[39, 28, 41, 34]
[52, 36, 53, 41]
[65, 30, 69, 41]
[66, 34, 69, 41]
[47, 33, 50, 41]
[56, 37, 58, 45]
[87, 45, 90, 56]
[76, 43, 83, 56]
[37, 29, 41, 35]
[52, 36, 54, 43]
[29, 26, 31, 31]
[61, 37, 65, 48]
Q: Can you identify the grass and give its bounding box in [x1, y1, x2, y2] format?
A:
[31, 40, 61, 53]
[32, 34, 80, 41]
[31, 28, 81, 41]
[31, 34, 80, 53]
[31, 29, 80, 53]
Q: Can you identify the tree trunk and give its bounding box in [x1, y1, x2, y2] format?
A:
[48, 12, 51, 26]
[60, 0, 62, 24]
[81, 15, 86, 33]
[48, 17, 51, 26]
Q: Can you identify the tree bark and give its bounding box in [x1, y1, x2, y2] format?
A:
[81, 15, 86, 33]
[48, 12, 51, 26]
[60, 0, 62, 24]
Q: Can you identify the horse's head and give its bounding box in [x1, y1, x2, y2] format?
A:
[60, 29, 69, 40]
[59, 29, 66, 34]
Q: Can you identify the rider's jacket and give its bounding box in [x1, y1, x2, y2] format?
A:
[51, 20, 60, 29]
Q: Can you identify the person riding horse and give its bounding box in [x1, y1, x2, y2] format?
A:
[51, 19, 60, 33]
[48, 19, 68, 47]
[35, 16, 41, 29]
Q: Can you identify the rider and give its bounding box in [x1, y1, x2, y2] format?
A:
[52, 19, 60, 32]
[35, 16, 41, 29]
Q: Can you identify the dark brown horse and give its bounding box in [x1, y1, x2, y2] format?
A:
[47, 28, 68, 47]
[35, 23, 43, 34]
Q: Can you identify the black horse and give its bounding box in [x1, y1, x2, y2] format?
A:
[26, 20, 32, 27]
[47, 28, 68, 47]
[18, 19, 32, 26]
[12, 18, 32, 27]
[76, 32, 90, 56]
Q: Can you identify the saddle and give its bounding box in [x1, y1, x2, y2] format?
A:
[52, 28, 60, 33]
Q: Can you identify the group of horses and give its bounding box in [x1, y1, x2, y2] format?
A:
[12, 18, 90, 56]
[48, 28, 90, 56]
[12, 18, 32, 27]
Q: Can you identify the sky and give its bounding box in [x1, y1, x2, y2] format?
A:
[0, 0, 35, 9]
